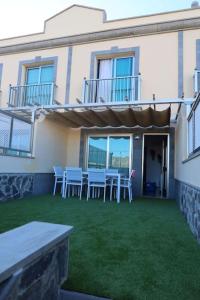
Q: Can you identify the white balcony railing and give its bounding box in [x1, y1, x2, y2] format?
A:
[194, 69, 200, 95]
[83, 75, 141, 104]
[8, 83, 56, 107]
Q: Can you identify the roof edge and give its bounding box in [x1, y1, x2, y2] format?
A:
[106, 6, 200, 24]
[0, 5, 200, 43]
[45, 4, 107, 23]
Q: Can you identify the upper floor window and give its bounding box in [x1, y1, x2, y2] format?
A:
[26, 65, 54, 85]
[97, 57, 133, 79]
[96, 57, 134, 102]
[9, 64, 55, 107]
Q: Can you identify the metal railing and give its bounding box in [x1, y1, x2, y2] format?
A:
[83, 75, 141, 103]
[8, 83, 56, 107]
[194, 69, 200, 95]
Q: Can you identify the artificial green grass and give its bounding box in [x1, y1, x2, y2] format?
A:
[0, 196, 200, 300]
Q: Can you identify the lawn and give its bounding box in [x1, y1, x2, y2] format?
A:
[0, 195, 200, 300]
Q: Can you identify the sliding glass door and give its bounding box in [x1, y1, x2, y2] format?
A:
[88, 137, 107, 169]
[25, 65, 54, 105]
[108, 136, 130, 175]
[88, 135, 132, 175]
[112, 57, 133, 102]
[97, 56, 134, 102]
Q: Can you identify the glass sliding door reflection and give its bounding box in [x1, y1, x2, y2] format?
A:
[112, 57, 133, 102]
[108, 136, 130, 175]
[25, 65, 54, 105]
[88, 137, 107, 169]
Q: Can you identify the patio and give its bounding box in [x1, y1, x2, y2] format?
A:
[0, 196, 200, 300]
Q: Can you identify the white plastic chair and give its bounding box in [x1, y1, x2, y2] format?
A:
[105, 169, 119, 201]
[63, 167, 85, 200]
[53, 166, 64, 196]
[87, 169, 107, 202]
[106, 169, 119, 174]
[110, 169, 136, 203]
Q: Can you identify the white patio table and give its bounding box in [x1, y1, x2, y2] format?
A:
[62, 171, 121, 203]
[83, 171, 121, 204]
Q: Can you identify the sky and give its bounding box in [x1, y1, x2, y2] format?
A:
[0, 0, 196, 39]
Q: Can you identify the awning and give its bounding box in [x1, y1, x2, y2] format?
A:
[46, 106, 171, 128]
[1, 98, 195, 127]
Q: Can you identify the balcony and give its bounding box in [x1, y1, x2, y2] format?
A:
[83, 75, 141, 104]
[194, 69, 200, 95]
[8, 83, 56, 107]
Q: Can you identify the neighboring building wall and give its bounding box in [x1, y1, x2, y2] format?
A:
[0, 118, 68, 173]
[0, 118, 68, 200]
[175, 105, 200, 242]
[176, 180, 200, 242]
[183, 30, 200, 98]
[175, 106, 200, 188]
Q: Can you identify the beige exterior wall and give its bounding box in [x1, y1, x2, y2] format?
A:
[0, 31, 184, 106]
[70, 32, 179, 103]
[0, 47, 68, 107]
[0, 119, 68, 173]
[0, 4, 199, 187]
[0, 5, 199, 46]
[174, 27, 200, 187]
[0, 5, 199, 107]
[175, 106, 200, 187]
[0, 32, 181, 107]
[65, 129, 81, 167]
[0, 119, 81, 174]
[184, 29, 200, 98]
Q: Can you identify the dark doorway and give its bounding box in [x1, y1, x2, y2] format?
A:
[143, 135, 168, 198]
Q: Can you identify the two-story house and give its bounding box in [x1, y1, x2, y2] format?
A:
[0, 4, 200, 238]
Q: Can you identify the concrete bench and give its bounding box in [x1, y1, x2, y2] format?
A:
[0, 221, 73, 300]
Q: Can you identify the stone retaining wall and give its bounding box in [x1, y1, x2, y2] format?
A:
[0, 173, 54, 202]
[0, 222, 73, 300]
[176, 180, 200, 242]
[0, 239, 68, 300]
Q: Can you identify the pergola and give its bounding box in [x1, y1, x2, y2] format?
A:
[0, 97, 194, 126]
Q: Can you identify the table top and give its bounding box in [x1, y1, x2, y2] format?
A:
[82, 171, 120, 177]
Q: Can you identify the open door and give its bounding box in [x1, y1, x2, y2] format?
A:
[161, 137, 168, 197]
[143, 134, 169, 198]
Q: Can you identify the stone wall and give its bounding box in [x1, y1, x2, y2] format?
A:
[0, 222, 73, 300]
[0, 173, 54, 202]
[0, 239, 68, 300]
[176, 180, 200, 242]
[0, 174, 33, 202]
